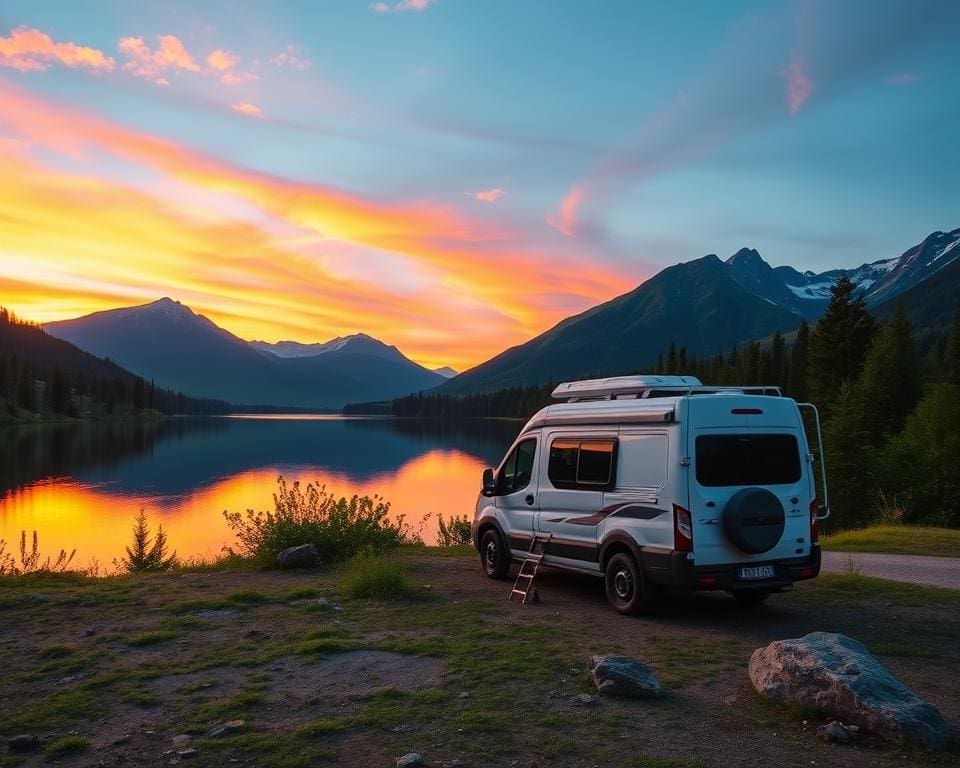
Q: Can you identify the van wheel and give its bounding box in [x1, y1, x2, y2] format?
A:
[730, 589, 771, 606]
[480, 529, 510, 580]
[604, 553, 656, 615]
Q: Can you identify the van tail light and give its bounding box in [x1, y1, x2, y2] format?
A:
[674, 504, 693, 552]
[810, 499, 820, 544]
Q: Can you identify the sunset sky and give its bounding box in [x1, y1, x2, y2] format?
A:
[1, 1, 958, 370]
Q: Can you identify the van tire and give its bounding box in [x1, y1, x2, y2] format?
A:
[604, 552, 656, 615]
[479, 529, 510, 580]
[730, 588, 771, 606]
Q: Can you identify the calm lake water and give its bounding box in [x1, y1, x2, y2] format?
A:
[0, 416, 520, 571]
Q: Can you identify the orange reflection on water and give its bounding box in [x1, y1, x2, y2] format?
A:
[0, 450, 485, 572]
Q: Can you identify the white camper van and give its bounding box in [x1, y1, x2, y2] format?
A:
[472, 375, 829, 614]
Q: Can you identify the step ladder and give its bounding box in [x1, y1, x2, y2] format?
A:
[509, 533, 552, 605]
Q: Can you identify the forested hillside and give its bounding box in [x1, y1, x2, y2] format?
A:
[0, 308, 229, 421]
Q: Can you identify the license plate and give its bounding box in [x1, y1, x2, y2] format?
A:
[738, 565, 775, 580]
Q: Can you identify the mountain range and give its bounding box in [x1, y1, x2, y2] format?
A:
[443, 228, 960, 393]
[45, 299, 446, 409]
[40, 226, 960, 406]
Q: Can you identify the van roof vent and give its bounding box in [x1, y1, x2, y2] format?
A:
[551, 375, 703, 401]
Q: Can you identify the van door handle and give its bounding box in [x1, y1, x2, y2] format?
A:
[525, 494, 535, 506]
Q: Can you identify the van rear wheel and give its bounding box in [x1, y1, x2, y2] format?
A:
[604, 552, 656, 615]
[730, 588, 771, 606]
[479, 529, 510, 580]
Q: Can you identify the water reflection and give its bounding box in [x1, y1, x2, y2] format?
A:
[0, 416, 520, 569]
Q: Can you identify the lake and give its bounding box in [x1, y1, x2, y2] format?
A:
[0, 416, 521, 572]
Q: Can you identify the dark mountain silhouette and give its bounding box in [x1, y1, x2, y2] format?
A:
[45, 299, 444, 409]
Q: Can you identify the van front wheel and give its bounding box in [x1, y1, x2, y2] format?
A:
[604, 552, 656, 615]
[480, 529, 510, 580]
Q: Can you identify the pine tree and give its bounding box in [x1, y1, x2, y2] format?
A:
[822, 381, 875, 529]
[949, 307, 960, 385]
[807, 276, 876, 412]
[857, 302, 920, 439]
[666, 341, 677, 374]
[50, 366, 71, 415]
[770, 331, 785, 384]
[787, 321, 810, 400]
[119, 510, 177, 572]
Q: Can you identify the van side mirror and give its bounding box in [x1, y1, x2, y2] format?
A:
[482, 468, 496, 496]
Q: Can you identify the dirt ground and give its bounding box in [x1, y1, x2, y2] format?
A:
[1, 552, 958, 768]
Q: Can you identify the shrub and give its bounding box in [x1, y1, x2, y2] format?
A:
[340, 553, 411, 600]
[436, 514, 472, 547]
[223, 476, 405, 566]
[43, 736, 90, 760]
[118, 510, 177, 573]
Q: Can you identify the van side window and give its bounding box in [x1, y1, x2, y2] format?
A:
[548, 438, 616, 490]
[500, 438, 537, 494]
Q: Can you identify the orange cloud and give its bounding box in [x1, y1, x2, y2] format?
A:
[0, 80, 638, 369]
[231, 102, 263, 118]
[119, 34, 200, 84]
[780, 54, 812, 116]
[0, 26, 115, 72]
[546, 184, 584, 237]
[206, 49, 239, 71]
[472, 188, 505, 203]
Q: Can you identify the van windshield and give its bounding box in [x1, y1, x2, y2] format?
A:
[695, 434, 801, 487]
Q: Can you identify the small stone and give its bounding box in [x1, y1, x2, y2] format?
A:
[84, 627, 96, 637]
[112, 734, 131, 745]
[208, 720, 245, 738]
[144, 730, 157, 737]
[588, 655, 662, 699]
[172, 734, 191, 746]
[177, 748, 199, 759]
[457, 691, 470, 699]
[8, 734, 39, 753]
[817, 721, 856, 745]
[316, 597, 332, 610]
[575, 693, 596, 705]
[396, 753, 424, 768]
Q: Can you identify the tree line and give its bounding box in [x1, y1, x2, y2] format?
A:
[0, 308, 230, 418]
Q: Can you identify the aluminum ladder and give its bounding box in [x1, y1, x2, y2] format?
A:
[509, 533, 552, 604]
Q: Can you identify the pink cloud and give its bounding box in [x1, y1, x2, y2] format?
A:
[886, 72, 923, 86]
[780, 54, 812, 116]
[0, 26, 115, 72]
[231, 102, 263, 118]
[206, 49, 239, 72]
[269, 44, 311, 71]
[546, 185, 584, 237]
[119, 34, 201, 83]
[472, 188, 505, 203]
[371, 0, 436, 13]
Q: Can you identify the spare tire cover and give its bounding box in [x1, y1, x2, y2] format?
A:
[722, 488, 785, 554]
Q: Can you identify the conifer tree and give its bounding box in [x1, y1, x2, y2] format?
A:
[787, 321, 810, 400]
[807, 276, 876, 412]
[120, 510, 177, 572]
[949, 307, 960, 386]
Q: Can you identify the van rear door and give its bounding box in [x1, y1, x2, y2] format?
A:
[686, 397, 813, 567]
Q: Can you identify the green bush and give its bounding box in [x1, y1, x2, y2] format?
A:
[223, 476, 406, 566]
[436, 514, 472, 547]
[340, 553, 411, 600]
[43, 736, 90, 760]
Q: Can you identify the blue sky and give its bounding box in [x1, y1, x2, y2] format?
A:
[0, 0, 958, 367]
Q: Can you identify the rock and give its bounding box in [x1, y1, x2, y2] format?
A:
[177, 748, 199, 758]
[276, 544, 320, 569]
[112, 734, 131, 745]
[172, 734, 191, 746]
[208, 720, 246, 738]
[396, 753, 424, 768]
[588, 655, 662, 699]
[575, 693, 596, 706]
[84, 627, 96, 637]
[816, 720, 859, 745]
[749, 632, 949, 748]
[316, 597, 333, 610]
[7, 734, 39, 753]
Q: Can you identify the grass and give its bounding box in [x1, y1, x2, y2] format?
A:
[339, 553, 413, 600]
[125, 629, 178, 646]
[822, 524, 960, 557]
[42, 736, 90, 761]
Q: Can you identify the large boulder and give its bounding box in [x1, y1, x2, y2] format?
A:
[589, 655, 662, 698]
[749, 632, 949, 748]
[276, 544, 320, 569]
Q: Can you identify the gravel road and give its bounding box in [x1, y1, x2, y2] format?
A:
[822, 550, 960, 590]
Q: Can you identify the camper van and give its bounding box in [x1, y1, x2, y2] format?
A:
[472, 375, 829, 614]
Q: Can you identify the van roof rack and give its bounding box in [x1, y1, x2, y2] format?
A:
[551, 375, 782, 402]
